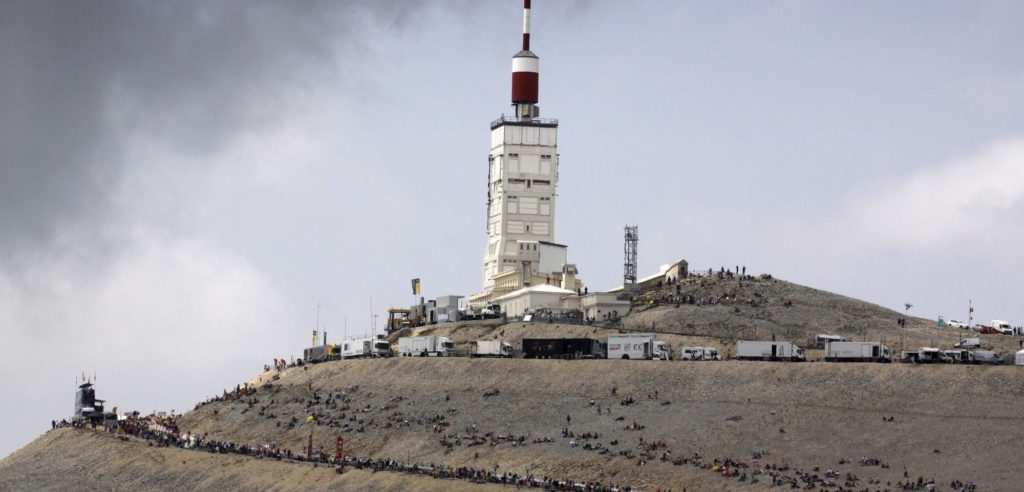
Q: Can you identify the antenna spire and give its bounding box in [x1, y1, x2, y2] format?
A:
[522, 0, 531, 51]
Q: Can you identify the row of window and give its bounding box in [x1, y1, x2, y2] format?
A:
[506, 196, 551, 216]
[507, 153, 553, 159]
[507, 220, 550, 236]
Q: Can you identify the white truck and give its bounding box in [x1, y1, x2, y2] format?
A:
[341, 338, 392, 358]
[473, 340, 513, 358]
[954, 337, 981, 349]
[606, 334, 669, 360]
[736, 340, 806, 362]
[990, 320, 1013, 334]
[679, 346, 720, 361]
[398, 335, 454, 357]
[824, 341, 891, 362]
[463, 303, 502, 321]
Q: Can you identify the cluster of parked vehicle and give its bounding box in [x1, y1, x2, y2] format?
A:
[302, 337, 392, 362]
[943, 318, 1020, 335]
[302, 331, 1013, 366]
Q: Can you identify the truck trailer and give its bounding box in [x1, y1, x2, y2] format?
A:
[736, 340, 806, 362]
[522, 338, 606, 359]
[398, 336, 454, 357]
[473, 340, 513, 358]
[606, 334, 669, 360]
[824, 341, 891, 363]
[303, 344, 340, 363]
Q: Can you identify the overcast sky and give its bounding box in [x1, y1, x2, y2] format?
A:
[2, 1, 1023, 458]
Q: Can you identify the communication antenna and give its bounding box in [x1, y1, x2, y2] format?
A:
[624, 225, 638, 292]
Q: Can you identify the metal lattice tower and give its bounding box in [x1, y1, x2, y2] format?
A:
[624, 225, 638, 291]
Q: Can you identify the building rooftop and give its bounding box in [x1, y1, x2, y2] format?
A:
[493, 283, 576, 302]
[490, 115, 558, 130]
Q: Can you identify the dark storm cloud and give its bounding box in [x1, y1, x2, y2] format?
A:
[0, 0, 426, 256]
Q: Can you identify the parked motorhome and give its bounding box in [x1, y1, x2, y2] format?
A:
[679, 346, 720, 361]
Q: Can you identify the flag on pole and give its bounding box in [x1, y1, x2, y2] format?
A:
[411, 278, 421, 295]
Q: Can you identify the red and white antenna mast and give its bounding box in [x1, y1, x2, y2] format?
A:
[511, 0, 539, 118]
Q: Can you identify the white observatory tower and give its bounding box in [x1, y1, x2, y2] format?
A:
[475, 0, 577, 302]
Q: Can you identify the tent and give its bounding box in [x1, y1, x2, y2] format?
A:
[1016, 349, 1024, 366]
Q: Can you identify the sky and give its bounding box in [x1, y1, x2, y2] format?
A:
[2, 0, 1023, 458]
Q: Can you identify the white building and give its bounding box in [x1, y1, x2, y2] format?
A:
[472, 1, 581, 304]
[494, 284, 578, 318]
[580, 292, 631, 321]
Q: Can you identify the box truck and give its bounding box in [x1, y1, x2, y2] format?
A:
[522, 338, 606, 359]
[398, 336, 454, 357]
[679, 346, 720, 361]
[606, 334, 669, 360]
[474, 340, 513, 358]
[736, 340, 806, 362]
[824, 341, 892, 363]
[341, 338, 392, 358]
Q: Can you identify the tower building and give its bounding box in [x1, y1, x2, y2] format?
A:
[472, 0, 582, 304]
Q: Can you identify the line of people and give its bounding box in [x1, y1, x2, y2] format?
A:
[57, 413, 635, 492]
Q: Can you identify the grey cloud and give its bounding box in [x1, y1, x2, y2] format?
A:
[0, 0, 427, 258]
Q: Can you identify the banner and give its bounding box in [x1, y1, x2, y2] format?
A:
[411, 278, 421, 295]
